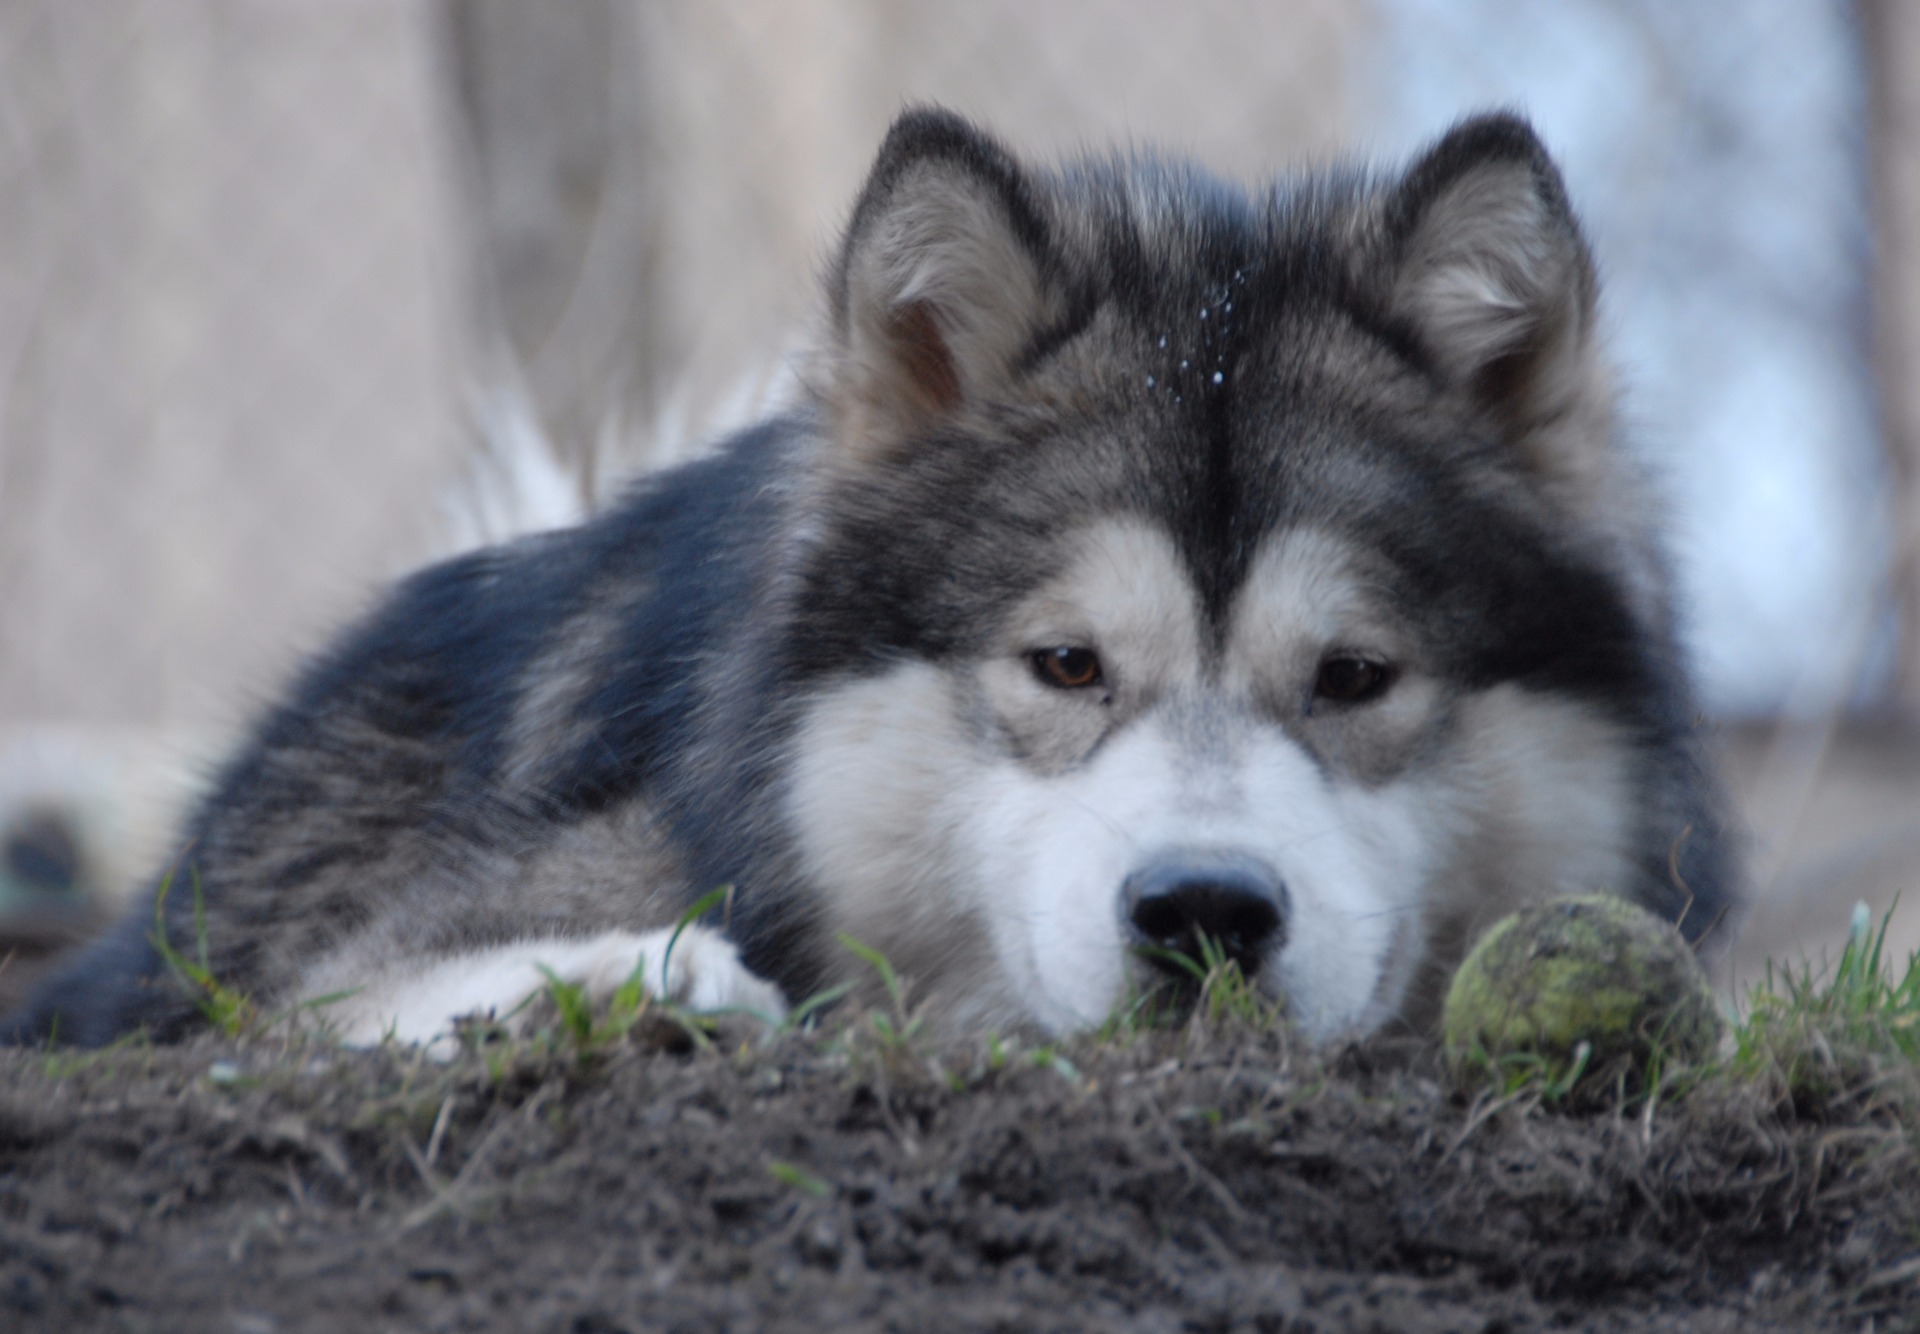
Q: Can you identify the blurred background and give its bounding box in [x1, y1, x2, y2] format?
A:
[0, 0, 1914, 1010]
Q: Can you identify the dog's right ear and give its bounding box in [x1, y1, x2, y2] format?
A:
[824, 108, 1065, 458]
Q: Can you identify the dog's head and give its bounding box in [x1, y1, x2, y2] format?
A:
[779, 108, 1703, 1038]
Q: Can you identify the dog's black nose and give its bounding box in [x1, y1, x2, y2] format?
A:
[1124, 851, 1287, 976]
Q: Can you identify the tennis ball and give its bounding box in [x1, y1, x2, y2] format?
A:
[1442, 894, 1722, 1087]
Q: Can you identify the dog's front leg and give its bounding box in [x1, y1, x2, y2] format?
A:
[303, 927, 788, 1050]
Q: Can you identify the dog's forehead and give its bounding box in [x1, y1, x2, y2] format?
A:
[1036, 191, 1462, 624]
[1019, 516, 1389, 659]
[1047, 365, 1440, 635]
[831, 346, 1455, 665]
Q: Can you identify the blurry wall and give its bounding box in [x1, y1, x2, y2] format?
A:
[0, 4, 468, 734]
[1868, 0, 1920, 719]
[0, 2, 470, 909]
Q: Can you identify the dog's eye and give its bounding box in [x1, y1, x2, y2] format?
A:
[1313, 654, 1393, 705]
[1031, 647, 1104, 690]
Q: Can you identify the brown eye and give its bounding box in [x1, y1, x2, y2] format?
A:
[1314, 655, 1393, 705]
[1032, 647, 1103, 690]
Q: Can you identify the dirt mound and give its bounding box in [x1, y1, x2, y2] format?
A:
[1, 1027, 1913, 1331]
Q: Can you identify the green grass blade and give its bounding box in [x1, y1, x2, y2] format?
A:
[662, 885, 733, 990]
[837, 934, 905, 1017]
[767, 1160, 830, 1197]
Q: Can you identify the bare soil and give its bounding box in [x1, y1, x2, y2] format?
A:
[1, 1024, 1915, 1333]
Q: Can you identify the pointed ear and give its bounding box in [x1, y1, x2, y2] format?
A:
[1383, 114, 1602, 443]
[824, 108, 1065, 456]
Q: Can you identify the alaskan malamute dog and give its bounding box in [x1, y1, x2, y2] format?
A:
[7, 108, 1736, 1049]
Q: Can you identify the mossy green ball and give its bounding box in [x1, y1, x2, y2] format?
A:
[1442, 894, 1722, 1079]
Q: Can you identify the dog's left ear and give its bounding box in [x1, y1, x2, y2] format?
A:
[824, 107, 1067, 459]
[1381, 114, 1604, 459]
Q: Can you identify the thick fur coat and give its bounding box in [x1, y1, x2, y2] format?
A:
[6, 108, 1737, 1049]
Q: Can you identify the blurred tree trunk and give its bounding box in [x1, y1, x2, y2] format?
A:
[1865, 0, 1920, 719]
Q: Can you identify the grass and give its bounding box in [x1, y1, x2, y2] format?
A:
[150, 869, 256, 1038]
[766, 1159, 832, 1197]
[1446, 997, 1720, 1112]
[92, 873, 1920, 1133]
[524, 886, 745, 1063]
[140, 878, 770, 1067]
[1015, 902, 1920, 1127]
[834, 933, 921, 1053]
[37, 1027, 157, 1081]
[1729, 900, 1920, 1117]
[1130, 934, 1289, 1034]
[825, 932, 975, 1093]
[808, 929, 1298, 1096]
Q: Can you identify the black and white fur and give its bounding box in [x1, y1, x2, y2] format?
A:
[5, 108, 1737, 1049]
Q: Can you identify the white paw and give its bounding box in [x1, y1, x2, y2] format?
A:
[305, 925, 787, 1050]
[561, 926, 789, 1018]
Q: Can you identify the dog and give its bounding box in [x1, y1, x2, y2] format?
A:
[4, 107, 1737, 1050]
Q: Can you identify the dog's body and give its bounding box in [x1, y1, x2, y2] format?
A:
[6, 109, 1737, 1049]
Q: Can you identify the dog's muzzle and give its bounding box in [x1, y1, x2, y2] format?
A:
[1123, 850, 1288, 978]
